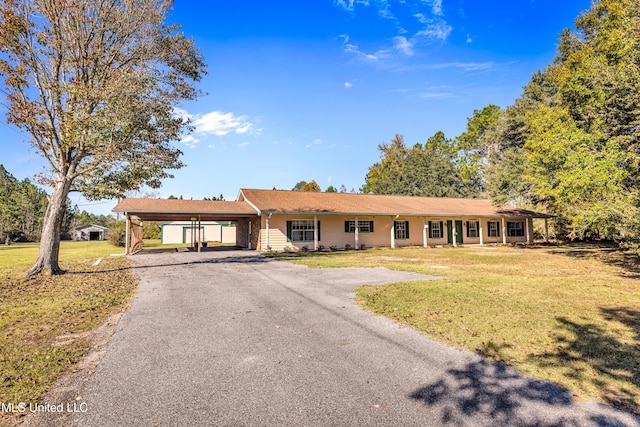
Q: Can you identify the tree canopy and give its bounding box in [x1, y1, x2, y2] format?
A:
[362, 133, 477, 198]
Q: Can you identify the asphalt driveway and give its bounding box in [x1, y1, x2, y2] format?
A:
[67, 250, 637, 426]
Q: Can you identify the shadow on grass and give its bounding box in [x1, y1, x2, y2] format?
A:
[546, 243, 640, 279]
[530, 308, 640, 415]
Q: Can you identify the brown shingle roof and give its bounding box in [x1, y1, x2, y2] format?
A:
[112, 190, 550, 221]
[112, 198, 257, 221]
[240, 188, 550, 218]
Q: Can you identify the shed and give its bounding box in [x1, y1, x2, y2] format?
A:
[75, 224, 110, 241]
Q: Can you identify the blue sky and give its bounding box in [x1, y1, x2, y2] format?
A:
[1, 0, 592, 215]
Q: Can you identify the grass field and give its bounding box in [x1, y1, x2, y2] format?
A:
[270, 244, 640, 415]
[0, 241, 137, 426]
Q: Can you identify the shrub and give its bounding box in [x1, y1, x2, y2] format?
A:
[109, 222, 126, 247]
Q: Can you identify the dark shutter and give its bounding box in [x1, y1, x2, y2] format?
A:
[345, 221, 350, 233]
[317, 221, 321, 241]
[428, 222, 434, 239]
[369, 221, 374, 233]
[496, 222, 500, 237]
[439, 222, 444, 238]
[286, 221, 292, 242]
[466, 221, 470, 238]
[405, 221, 409, 239]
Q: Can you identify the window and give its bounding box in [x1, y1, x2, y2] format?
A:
[466, 221, 479, 238]
[429, 221, 443, 239]
[394, 221, 409, 240]
[287, 220, 320, 242]
[488, 221, 500, 237]
[507, 221, 525, 237]
[344, 220, 374, 233]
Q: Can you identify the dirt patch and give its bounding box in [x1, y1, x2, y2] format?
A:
[18, 312, 123, 427]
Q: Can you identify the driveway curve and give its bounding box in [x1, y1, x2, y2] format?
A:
[67, 250, 637, 426]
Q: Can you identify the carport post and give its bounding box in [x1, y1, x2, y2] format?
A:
[479, 218, 484, 246]
[197, 216, 201, 252]
[266, 213, 271, 250]
[125, 214, 130, 255]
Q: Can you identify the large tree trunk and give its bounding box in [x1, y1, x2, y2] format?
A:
[27, 178, 71, 276]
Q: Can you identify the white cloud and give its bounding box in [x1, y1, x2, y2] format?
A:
[425, 0, 443, 16]
[466, 33, 474, 43]
[344, 81, 353, 89]
[343, 36, 391, 62]
[334, 0, 370, 11]
[414, 13, 429, 24]
[237, 142, 250, 148]
[428, 62, 495, 71]
[416, 91, 456, 99]
[415, 21, 452, 41]
[193, 111, 253, 136]
[305, 139, 323, 148]
[393, 36, 414, 56]
[180, 134, 199, 148]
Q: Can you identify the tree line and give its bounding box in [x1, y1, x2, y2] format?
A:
[0, 164, 114, 243]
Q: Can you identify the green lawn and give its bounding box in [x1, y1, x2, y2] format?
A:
[269, 244, 640, 415]
[0, 241, 137, 426]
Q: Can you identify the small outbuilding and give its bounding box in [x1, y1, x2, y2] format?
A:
[75, 224, 110, 241]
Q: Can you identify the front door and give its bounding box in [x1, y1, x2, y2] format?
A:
[447, 220, 464, 245]
[455, 220, 463, 244]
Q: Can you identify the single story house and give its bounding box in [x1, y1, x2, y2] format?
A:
[113, 189, 551, 254]
[160, 221, 236, 245]
[75, 224, 109, 241]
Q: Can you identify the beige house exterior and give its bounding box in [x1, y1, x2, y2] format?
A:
[113, 189, 550, 254]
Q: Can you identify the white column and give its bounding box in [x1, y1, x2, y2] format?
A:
[314, 215, 318, 251]
[526, 217, 532, 243]
[423, 218, 428, 248]
[390, 216, 395, 249]
[479, 218, 484, 246]
[265, 213, 270, 250]
[502, 217, 507, 244]
[354, 216, 359, 249]
[453, 221, 458, 248]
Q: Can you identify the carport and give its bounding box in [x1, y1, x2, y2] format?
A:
[112, 198, 260, 254]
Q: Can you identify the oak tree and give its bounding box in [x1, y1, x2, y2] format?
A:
[0, 0, 205, 274]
